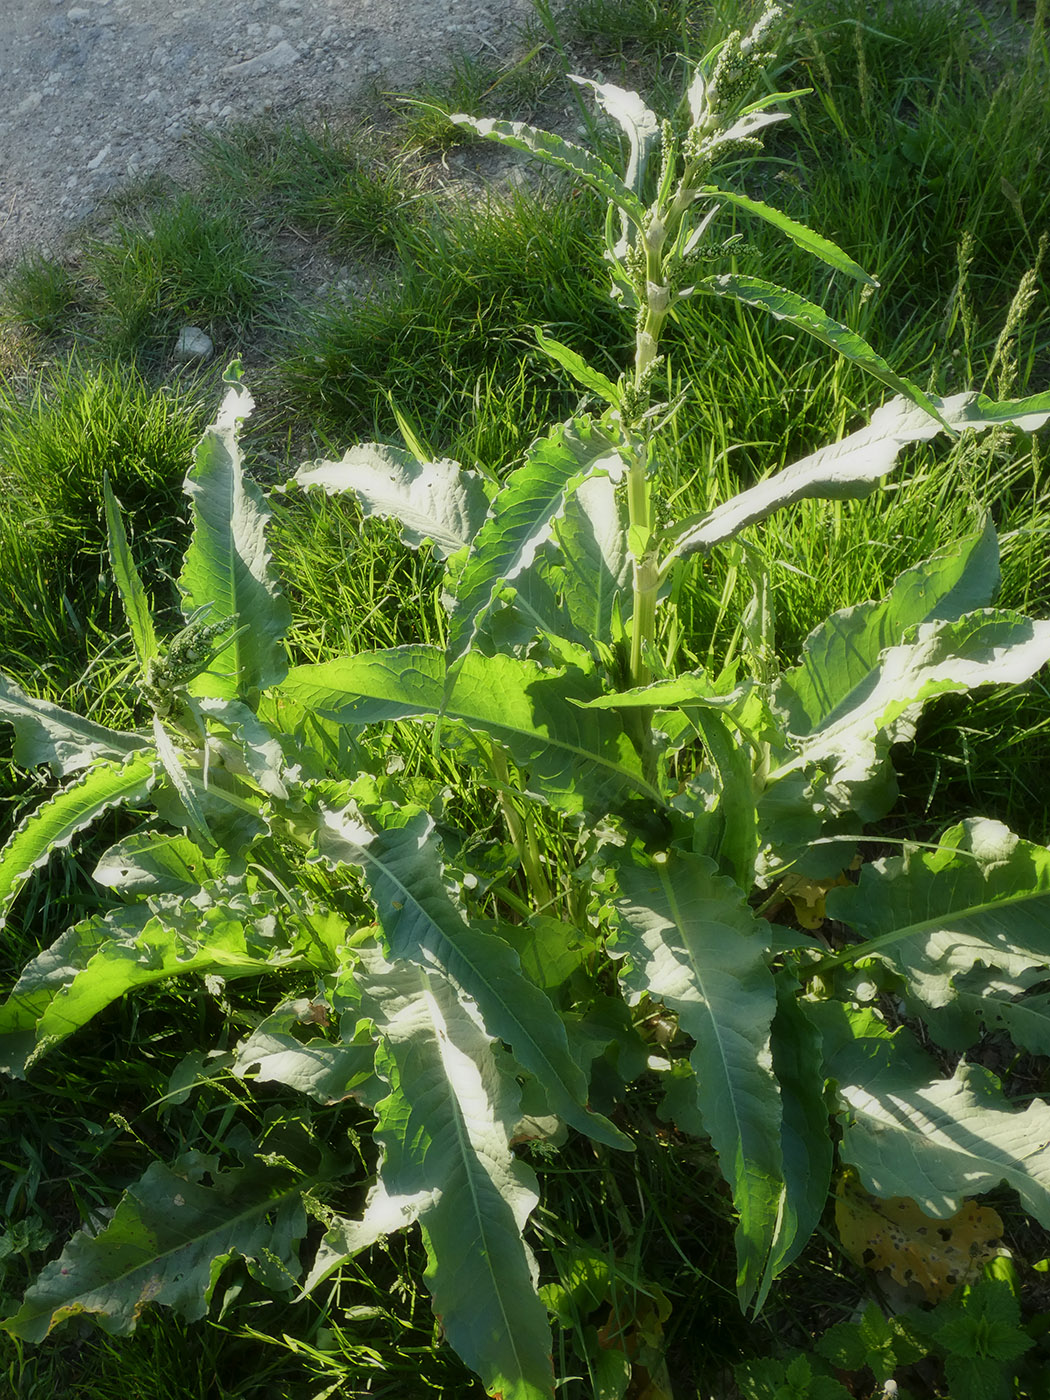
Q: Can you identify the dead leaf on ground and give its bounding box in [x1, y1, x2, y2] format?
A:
[835, 1172, 1004, 1302]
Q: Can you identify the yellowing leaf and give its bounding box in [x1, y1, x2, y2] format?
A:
[835, 1173, 1003, 1301]
[780, 871, 851, 929]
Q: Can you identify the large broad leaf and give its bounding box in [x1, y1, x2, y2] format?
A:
[447, 415, 623, 659]
[294, 445, 489, 560]
[836, 1057, 1050, 1226]
[612, 849, 784, 1311]
[301, 1179, 435, 1296]
[2, 1151, 308, 1342]
[177, 364, 291, 701]
[232, 1002, 380, 1105]
[669, 389, 1050, 560]
[768, 978, 834, 1277]
[694, 275, 949, 426]
[196, 697, 288, 800]
[826, 819, 1050, 1019]
[448, 114, 645, 231]
[569, 76, 660, 196]
[534, 329, 621, 410]
[358, 947, 555, 1400]
[770, 610, 1050, 820]
[315, 800, 629, 1150]
[0, 673, 147, 778]
[0, 887, 289, 1077]
[775, 523, 1001, 738]
[0, 753, 156, 931]
[280, 645, 661, 814]
[913, 967, 1050, 1056]
[92, 831, 213, 898]
[552, 473, 631, 641]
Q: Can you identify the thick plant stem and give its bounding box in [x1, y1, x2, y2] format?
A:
[627, 225, 669, 687]
[626, 433, 658, 688]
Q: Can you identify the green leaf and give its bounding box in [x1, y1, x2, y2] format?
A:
[359, 947, 555, 1400]
[699, 186, 877, 284]
[294, 445, 489, 560]
[772, 611, 1050, 820]
[196, 697, 289, 800]
[2, 1152, 307, 1341]
[837, 1057, 1050, 1229]
[280, 646, 661, 814]
[935, 1276, 1033, 1366]
[0, 673, 147, 778]
[775, 523, 1001, 741]
[768, 977, 833, 1278]
[315, 800, 630, 1150]
[103, 475, 159, 671]
[534, 329, 622, 409]
[232, 1003, 379, 1105]
[826, 819, 1050, 1018]
[949, 384, 1050, 431]
[612, 850, 784, 1310]
[691, 706, 760, 888]
[448, 114, 645, 230]
[448, 415, 623, 659]
[696, 275, 950, 426]
[92, 831, 212, 898]
[0, 753, 156, 932]
[670, 392, 1050, 560]
[301, 1180, 434, 1296]
[177, 364, 291, 702]
[553, 473, 631, 641]
[961, 987, 1050, 1057]
[0, 889, 285, 1076]
[569, 77, 660, 196]
[151, 714, 214, 852]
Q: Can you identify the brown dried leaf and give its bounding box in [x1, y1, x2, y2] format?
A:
[835, 1173, 1004, 1302]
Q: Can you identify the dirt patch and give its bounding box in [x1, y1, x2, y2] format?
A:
[0, 0, 538, 268]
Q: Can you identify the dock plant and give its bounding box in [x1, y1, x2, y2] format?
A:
[3, 8, 1050, 1396]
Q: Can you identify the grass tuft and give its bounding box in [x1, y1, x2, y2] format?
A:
[1, 254, 80, 338]
[193, 121, 424, 259]
[0, 358, 206, 676]
[274, 182, 623, 463]
[83, 192, 283, 357]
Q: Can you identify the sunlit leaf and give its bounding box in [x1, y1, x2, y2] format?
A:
[359, 947, 555, 1400]
[177, 363, 291, 702]
[613, 849, 784, 1310]
[2, 1152, 309, 1342]
[295, 445, 489, 560]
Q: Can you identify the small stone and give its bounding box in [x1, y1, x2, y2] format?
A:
[67, 6, 90, 17]
[174, 327, 214, 362]
[86, 142, 111, 170]
[224, 39, 301, 77]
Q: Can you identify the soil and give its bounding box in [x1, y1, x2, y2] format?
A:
[0, 0, 538, 269]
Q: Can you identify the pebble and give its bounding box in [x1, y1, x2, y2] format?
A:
[174, 327, 215, 361]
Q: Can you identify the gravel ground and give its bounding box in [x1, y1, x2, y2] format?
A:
[0, 0, 537, 268]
